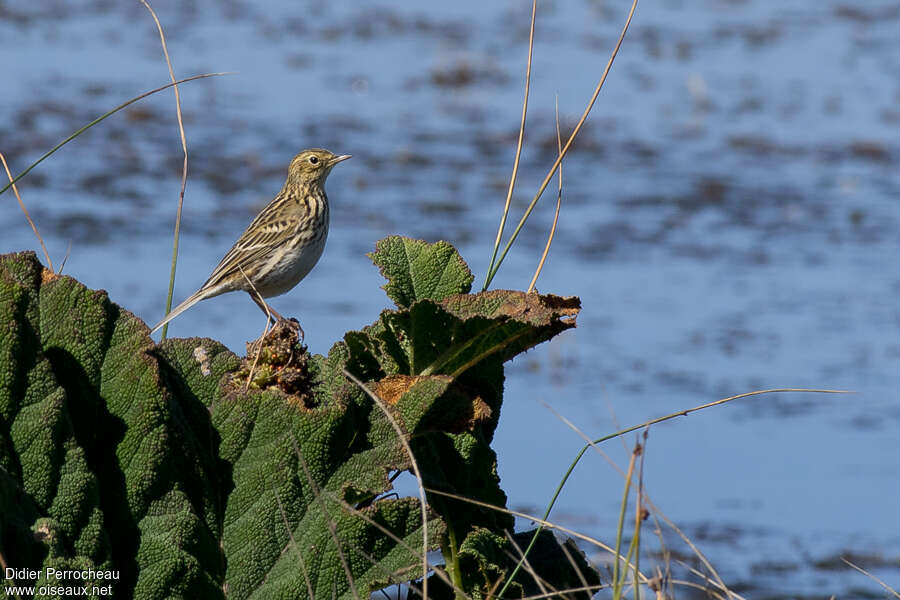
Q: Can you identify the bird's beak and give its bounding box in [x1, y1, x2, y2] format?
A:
[328, 154, 352, 166]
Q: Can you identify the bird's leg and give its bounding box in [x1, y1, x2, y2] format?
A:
[247, 292, 304, 340]
[248, 292, 283, 323]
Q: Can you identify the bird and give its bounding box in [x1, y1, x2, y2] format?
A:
[150, 148, 351, 338]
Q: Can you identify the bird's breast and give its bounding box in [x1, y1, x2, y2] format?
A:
[252, 208, 329, 298]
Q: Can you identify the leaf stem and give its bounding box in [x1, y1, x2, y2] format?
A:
[445, 524, 465, 599]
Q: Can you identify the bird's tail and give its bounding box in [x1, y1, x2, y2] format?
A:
[150, 288, 217, 334]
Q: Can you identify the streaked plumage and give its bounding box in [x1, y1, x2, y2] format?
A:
[151, 148, 350, 335]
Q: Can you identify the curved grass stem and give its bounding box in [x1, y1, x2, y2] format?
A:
[1, 152, 53, 272]
[0, 72, 229, 199]
[485, 0, 536, 291]
[344, 370, 432, 600]
[496, 387, 849, 598]
[483, 0, 639, 290]
[139, 0, 190, 341]
[526, 97, 563, 294]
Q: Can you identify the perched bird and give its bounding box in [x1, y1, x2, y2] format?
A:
[151, 148, 350, 337]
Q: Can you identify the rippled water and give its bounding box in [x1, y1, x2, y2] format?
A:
[3, 0, 900, 596]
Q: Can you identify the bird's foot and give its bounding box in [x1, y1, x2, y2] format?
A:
[274, 316, 304, 342]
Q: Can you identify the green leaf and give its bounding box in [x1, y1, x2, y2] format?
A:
[427, 290, 580, 376]
[339, 263, 580, 548]
[200, 349, 447, 600]
[1, 252, 222, 597]
[1, 238, 595, 600]
[369, 236, 474, 309]
[0, 251, 444, 599]
[372, 290, 580, 377]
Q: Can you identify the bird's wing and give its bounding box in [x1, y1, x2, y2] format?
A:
[201, 209, 300, 290]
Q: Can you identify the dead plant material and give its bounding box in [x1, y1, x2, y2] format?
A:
[140, 0, 190, 343]
[2, 151, 54, 272]
[229, 320, 314, 407]
[371, 374, 430, 406]
[40, 267, 60, 286]
[371, 374, 493, 433]
[528, 96, 563, 294]
[476, 290, 581, 325]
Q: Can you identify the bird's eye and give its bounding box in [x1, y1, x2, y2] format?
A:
[308, 156, 319, 164]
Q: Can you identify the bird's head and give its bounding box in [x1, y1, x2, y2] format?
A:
[286, 148, 351, 186]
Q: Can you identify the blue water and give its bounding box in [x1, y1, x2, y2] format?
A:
[3, 0, 899, 596]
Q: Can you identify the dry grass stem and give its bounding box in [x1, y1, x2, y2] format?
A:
[0, 73, 227, 198]
[343, 369, 431, 599]
[518, 584, 607, 600]
[545, 399, 742, 599]
[545, 410, 673, 597]
[541, 399, 625, 476]
[486, 0, 537, 287]
[663, 523, 735, 598]
[556, 534, 594, 597]
[332, 494, 462, 598]
[274, 493, 316, 599]
[842, 558, 900, 599]
[633, 432, 647, 600]
[649, 537, 672, 599]
[1, 152, 53, 272]
[58, 241, 72, 275]
[484, 0, 639, 289]
[669, 578, 733, 600]
[424, 487, 653, 585]
[329, 491, 462, 597]
[292, 439, 361, 600]
[504, 531, 552, 598]
[673, 561, 745, 600]
[542, 389, 851, 599]
[527, 96, 563, 293]
[140, 0, 190, 341]
[239, 265, 273, 390]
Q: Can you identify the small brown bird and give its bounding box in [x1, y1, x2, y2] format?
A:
[151, 148, 350, 337]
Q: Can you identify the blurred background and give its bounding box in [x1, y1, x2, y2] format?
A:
[3, 0, 899, 596]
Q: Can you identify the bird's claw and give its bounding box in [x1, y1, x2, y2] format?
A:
[276, 317, 304, 342]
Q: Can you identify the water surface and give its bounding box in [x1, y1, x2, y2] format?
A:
[3, 1, 900, 596]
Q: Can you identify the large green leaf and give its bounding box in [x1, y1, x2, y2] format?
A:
[1, 239, 594, 600]
[1, 252, 230, 598]
[368, 236, 474, 309]
[0, 252, 442, 599]
[339, 241, 582, 581]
